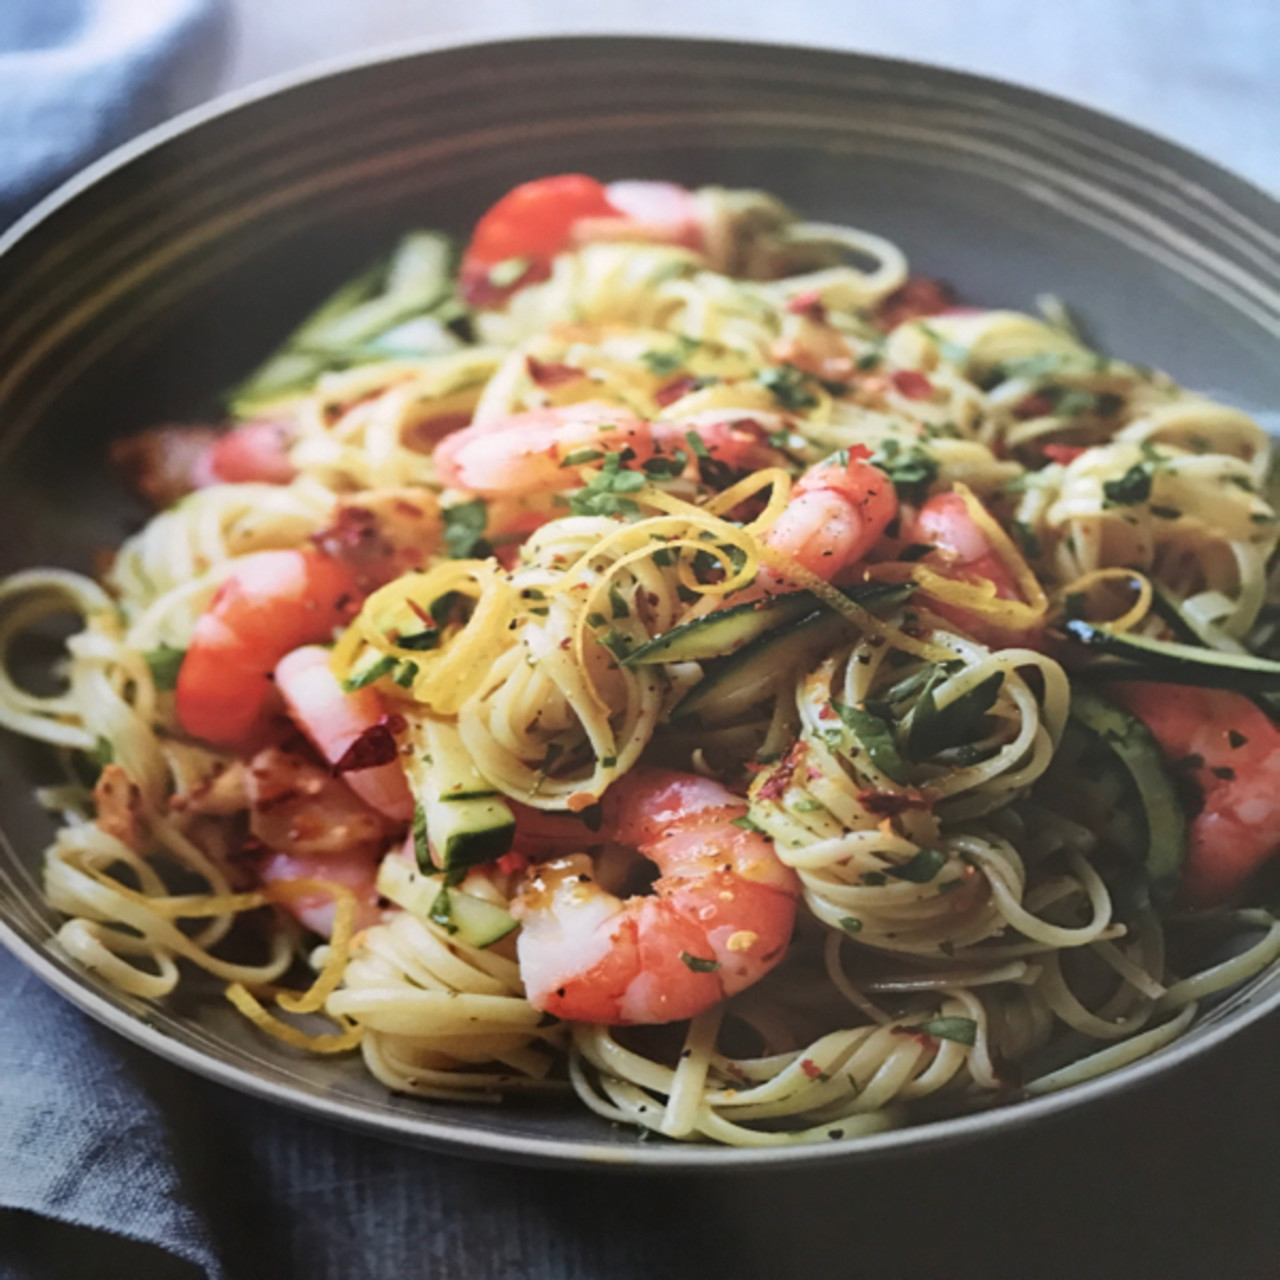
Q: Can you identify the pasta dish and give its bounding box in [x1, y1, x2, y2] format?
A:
[4, 175, 1279, 1147]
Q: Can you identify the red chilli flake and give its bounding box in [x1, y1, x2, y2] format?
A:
[758, 741, 805, 801]
[526, 355, 582, 387]
[497, 850, 530, 877]
[846, 443, 872, 462]
[333, 723, 400, 774]
[890, 370, 934, 401]
[786, 289, 827, 322]
[799, 1058, 823, 1080]
[1043, 443, 1087, 465]
[857, 788, 933, 818]
[871, 276, 956, 331]
[654, 376, 702, 407]
[1014, 393, 1055, 420]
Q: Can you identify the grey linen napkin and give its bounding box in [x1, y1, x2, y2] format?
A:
[0, 950, 224, 1279]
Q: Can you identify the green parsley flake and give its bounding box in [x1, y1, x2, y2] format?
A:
[144, 643, 187, 691]
[916, 1016, 977, 1045]
[1102, 464, 1153, 507]
[757, 364, 819, 411]
[443, 499, 492, 558]
[567, 452, 647, 518]
[886, 847, 948, 883]
[832, 700, 909, 784]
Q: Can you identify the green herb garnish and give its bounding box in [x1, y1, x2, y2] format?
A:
[1102, 463, 1153, 507]
[916, 1016, 977, 1045]
[757, 364, 818, 411]
[832, 700, 909, 784]
[567, 452, 647, 518]
[443, 499, 492, 558]
[342, 654, 397, 691]
[887, 847, 949, 883]
[144, 643, 187, 692]
[908, 670, 1004, 759]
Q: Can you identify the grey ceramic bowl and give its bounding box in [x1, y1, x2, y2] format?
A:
[1, 36, 1277, 1170]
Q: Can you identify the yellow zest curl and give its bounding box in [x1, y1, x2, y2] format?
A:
[225, 878, 363, 1054]
[1056, 569, 1153, 633]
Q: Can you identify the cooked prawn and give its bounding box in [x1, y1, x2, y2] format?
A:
[248, 745, 398, 937]
[259, 850, 385, 937]
[761, 453, 897, 583]
[460, 174, 702, 305]
[275, 645, 414, 821]
[110, 418, 296, 507]
[512, 768, 800, 1025]
[903, 491, 1041, 646]
[432, 403, 653, 498]
[433, 404, 783, 500]
[175, 549, 359, 750]
[1108, 683, 1280, 907]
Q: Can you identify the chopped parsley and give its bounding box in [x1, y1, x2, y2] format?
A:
[561, 448, 605, 467]
[838, 916, 863, 934]
[92, 736, 114, 766]
[832, 699, 909, 784]
[599, 629, 632, 660]
[908, 670, 1004, 760]
[886, 847, 949, 883]
[916, 1015, 977, 1045]
[732, 814, 766, 832]
[342, 653, 397, 691]
[641, 449, 688, 478]
[566, 452, 647, 518]
[683, 430, 711, 459]
[680, 952, 720, 973]
[443, 499, 492, 558]
[872, 438, 939, 504]
[757, 364, 819, 411]
[144, 643, 187, 691]
[1102, 463, 1153, 507]
[609, 585, 630, 619]
[640, 336, 699, 376]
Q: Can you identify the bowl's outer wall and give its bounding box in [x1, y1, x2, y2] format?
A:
[0, 36, 1278, 1169]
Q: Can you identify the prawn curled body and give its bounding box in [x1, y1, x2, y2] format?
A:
[512, 769, 800, 1025]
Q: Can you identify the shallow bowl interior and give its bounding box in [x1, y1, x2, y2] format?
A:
[1, 35, 1278, 1169]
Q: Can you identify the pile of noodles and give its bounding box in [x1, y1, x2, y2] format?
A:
[2, 184, 1279, 1146]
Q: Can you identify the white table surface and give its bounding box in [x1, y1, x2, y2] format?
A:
[224, 0, 1279, 191]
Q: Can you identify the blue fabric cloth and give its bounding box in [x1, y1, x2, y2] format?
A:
[0, 0, 230, 225]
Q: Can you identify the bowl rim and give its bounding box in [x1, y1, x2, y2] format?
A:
[1, 31, 1277, 1170]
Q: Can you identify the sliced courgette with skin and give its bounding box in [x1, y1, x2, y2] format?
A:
[1068, 688, 1187, 904]
[1063, 618, 1280, 692]
[403, 718, 515, 873]
[623, 593, 817, 665]
[376, 856, 517, 948]
[674, 610, 850, 725]
[627, 581, 913, 667]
